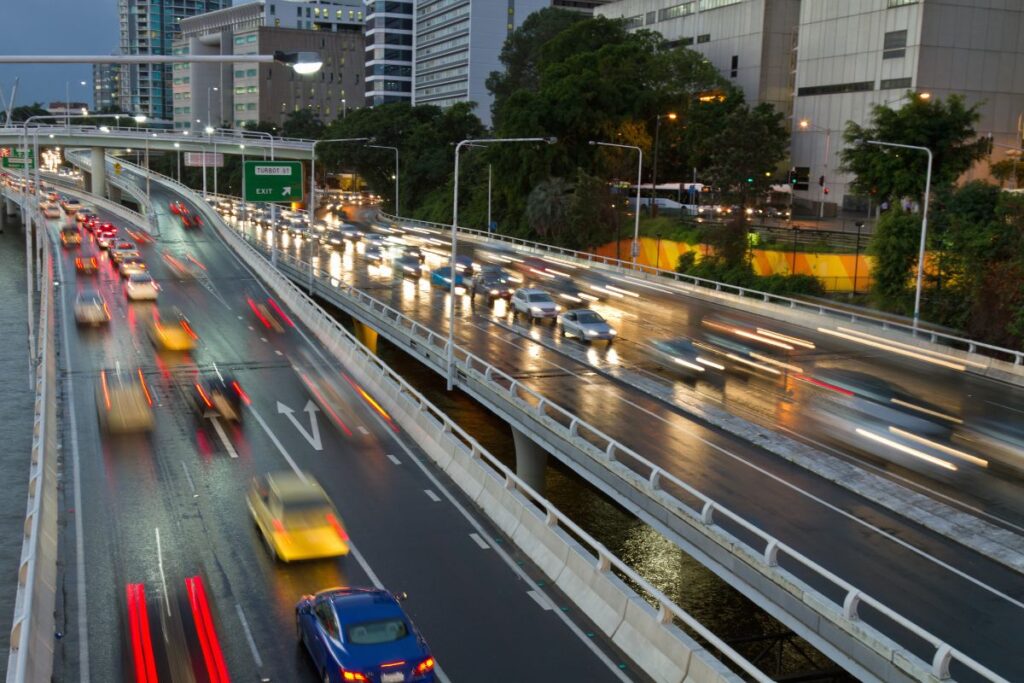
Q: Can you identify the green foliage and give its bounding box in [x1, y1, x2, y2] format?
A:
[7, 102, 49, 122]
[841, 93, 989, 203]
[675, 251, 825, 296]
[281, 109, 325, 139]
[989, 158, 1024, 188]
[698, 103, 788, 201]
[525, 177, 572, 242]
[866, 209, 921, 312]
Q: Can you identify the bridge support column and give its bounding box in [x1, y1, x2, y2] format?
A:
[108, 185, 122, 204]
[352, 321, 378, 354]
[90, 147, 107, 197]
[4, 198, 17, 218]
[511, 427, 548, 494]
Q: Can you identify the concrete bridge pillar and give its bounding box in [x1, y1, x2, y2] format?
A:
[4, 198, 18, 218]
[108, 185, 122, 204]
[352, 321, 378, 354]
[90, 147, 107, 198]
[511, 427, 548, 494]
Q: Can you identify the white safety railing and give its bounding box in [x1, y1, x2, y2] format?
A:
[6, 205, 59, 683]
[240, 225, 1007, 683]
[0, 124, 314, 151]
[105, 158, 1014, 683]
[378, 212, 1024, 367]
[41, 161, 150, 228]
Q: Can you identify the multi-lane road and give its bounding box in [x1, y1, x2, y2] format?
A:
[196, 194, 1024, 680]
[44, 176, 635, 682]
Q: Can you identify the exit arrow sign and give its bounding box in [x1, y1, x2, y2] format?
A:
[243, 161, 304, 203]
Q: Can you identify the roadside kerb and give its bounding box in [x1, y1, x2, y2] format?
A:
[6, 213, 58, 683]
[379, 211, 1024, 385]
[239, 230, 1004, 682]
[150, 163, 763, 683]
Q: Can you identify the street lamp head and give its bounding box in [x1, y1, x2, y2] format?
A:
[212, 86, 219, 92]
[99, 126, 110, 133]
[917, 91, 931, 101]
[799, 119, 810, 129]
[587, 140, 596, 146]
[544, 136, 557, 145]
[204, 126, 215, 135]
[275, 51, 323, 75]
[239, 144, 245, 149]
[134, 114, 147, 123]
[173, 142, 180, 148]
[80, 80, 86, 86]
[81, 107, 88, 116]
[667, 112, 677, 121]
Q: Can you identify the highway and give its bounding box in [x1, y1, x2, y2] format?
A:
[181, 193, 1024, 680]
[42, 178, 634, 682]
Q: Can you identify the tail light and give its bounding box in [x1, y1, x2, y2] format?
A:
[415, 657, 435, 675]
[271, 519, 286, 534]
[325, 513, 349, 541]
[180, 319, 198, 339]
[196, 383, 213, 409]
[340, 670, 368, 682]
[138, 370, 153, 407]
[232, 381, 251, 406]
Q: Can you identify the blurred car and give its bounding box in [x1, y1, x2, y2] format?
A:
[118, 256, 147, 278]
[180, 213, 195, 228]
[561, 309, 616, 342]
[75, 255, 99, 275]
[110, 243, 138, 265]
[648, 338, 722, 379]
[194, 374, 245, 421]
[470, 273, 513, 302]
[82, 215, 100, 231]
[403, 246, 424, 263]
[511, 288, 558, 321]
[96, 226, 118, 249]
[453, 254, 474, 274]
[319, 229, 346, 248]
[247, 295, 291, 332]
[149, 311, 197, 351]
[364, 232, 387, 247]
[41, 202, 61, 219]
[125, 272, 158, 301]
[365, 245, 386, 265]
[169, 201, 188, 215]
[429, 266, 462, 288]
[296, 587, 436, 683]
[61, 198, 81, 214]
[395, 254, 422, 279]
[96, 368, 154, 434]
[340, 226, 363, 241]
[74, 290, 110, 326]
[78, 205, 97, 217]
[247, 471, 349, 562]
[60, 226, 82, 247]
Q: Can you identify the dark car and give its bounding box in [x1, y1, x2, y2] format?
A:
[471, 273, 514, 301]
[395, 254, 422, 279]
[194, 375, 245, 421]
[296, 587, 436, 683]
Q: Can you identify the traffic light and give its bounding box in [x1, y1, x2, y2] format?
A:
[818, 175, 825, 187]
[789, 168, 798, 185]
[823, 187, 829, 195]
[793, 166, 810, 191]
[746, 177, 753, 183]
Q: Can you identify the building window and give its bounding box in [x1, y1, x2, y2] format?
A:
[247, 69, 257, 77]
[235, 87, 246, 95]
[235, 69, 245, 78]
[235, 103, 246, 111]
[246, 34, 257, 43]
[306, 7, 311, 17]
[623, 14, 643, 29]
[234, 36, 245, 45]
[246, 103, 257, 110]
[797, 80, 874, 97]
[883, 30, 907, 59]
[645, 11, 656, 24]
[697, 33, 710, 43]
[880, 77, 913, 90]
[730, 55, 738, 78]
[247, 86, 257, 93]
[274, 18, 280, 26]
[297, 6, 301, 16]
[270, 4, 275, 14]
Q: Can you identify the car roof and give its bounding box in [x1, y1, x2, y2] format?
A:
[267, 472, 330, 505]
[319, 588, 405, 623]
[518, 288, 547, 295]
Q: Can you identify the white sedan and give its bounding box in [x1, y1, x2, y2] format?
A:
[125, 273, 158, 301]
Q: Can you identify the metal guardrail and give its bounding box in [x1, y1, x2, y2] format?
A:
[0, 124, 314, 150]
[6, 205, 58, 683]
[378, 212, 1024, 367]
[230, 225, 1005, 682]
[168, 167, 766, 682]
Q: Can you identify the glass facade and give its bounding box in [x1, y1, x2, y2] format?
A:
[364, 0, 414, 106]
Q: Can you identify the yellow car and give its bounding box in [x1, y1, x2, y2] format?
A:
[247, 472, 350, 562]
[149, 318, 196, 351]
[96, 368, 154, 434]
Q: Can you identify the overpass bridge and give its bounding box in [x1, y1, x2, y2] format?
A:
[84, 151, 1023, 683]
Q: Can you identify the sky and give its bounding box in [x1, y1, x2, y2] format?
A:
[0, 1, 255, 110]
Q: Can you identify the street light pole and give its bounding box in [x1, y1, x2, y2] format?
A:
[590, 140, 643, 267]
[367, 144, 399, 215]
[798, 119, 832, 219]
[447, 136, 553, 390]
[487, 163, 492, 232]
[867, 140, 933, 330]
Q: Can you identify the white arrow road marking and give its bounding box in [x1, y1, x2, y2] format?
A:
[277, 400, 323, 450]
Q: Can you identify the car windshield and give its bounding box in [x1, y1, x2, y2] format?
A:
[528, 292, 553, 303]
[576, 311, 604, 324]
[281, 500, 332, 529]
[345, 618, 409, 645]
[398, 256, 418, 265]
[482, 276, 507, 286]
[131, 274, 153, 284]
[78, 293, 102, 305]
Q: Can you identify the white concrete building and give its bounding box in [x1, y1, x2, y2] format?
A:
[364, 0, 415, 106]
[792, 0, 1024, 212]
[596, 0, 801, 118]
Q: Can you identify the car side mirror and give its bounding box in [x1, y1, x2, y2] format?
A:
[395, 591, 409, 602]
[297, 602, 312, 615]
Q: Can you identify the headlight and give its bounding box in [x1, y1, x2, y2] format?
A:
[585, 330, 598, 337]
[609, 329, 617, 336]
[490, 289, 499, 295]
[555, 305, 562, 311]
[530, 306, 542, 314]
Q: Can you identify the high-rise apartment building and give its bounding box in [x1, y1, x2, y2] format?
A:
[596, 0, 800, 119]
[364, 0, 414, 106]
[92, 60, 122, 112]
[172, 0, 365, 130]
[412, 0, 615, 126]
[118, 0, 230, 120]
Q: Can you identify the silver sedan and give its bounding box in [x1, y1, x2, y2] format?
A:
[560, 309, 616, 342]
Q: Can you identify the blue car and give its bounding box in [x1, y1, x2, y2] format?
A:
[429, 267, 463, 288]
[297, 587, 436, 683]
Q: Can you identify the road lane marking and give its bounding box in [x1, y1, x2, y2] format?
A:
[247, 404, 306, 480]
[424, 489, 441, 502]
[469, 533, 490, 550]
[155, 528, 172, 617]
[386, 453, 402, 465]
[56, 250, 90, 680]
[210, 417, 239, 458]
[277, 400, 323, 450]
[527, 590, 553, 611]
[181, 461, 198, 497]
[357, 425, 370, 436]
[235, 603, 264, 669]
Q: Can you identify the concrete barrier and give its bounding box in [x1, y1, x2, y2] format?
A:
[6, 221, 59, 683]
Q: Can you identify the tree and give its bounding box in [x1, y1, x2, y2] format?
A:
[866, 209, 923, 312]
[525, 177, 572, 242]
[6, 102, 49, 123]
[566, 171, 620, 250]
[989, 158, 1024, 188]
[281, 109, 325, 139]
[698, 101, 788, 202]
[840, 93, 989, 203]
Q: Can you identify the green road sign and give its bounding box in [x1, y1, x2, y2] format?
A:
[2, 148, 36, 170]
[243, 161, 304, 203]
